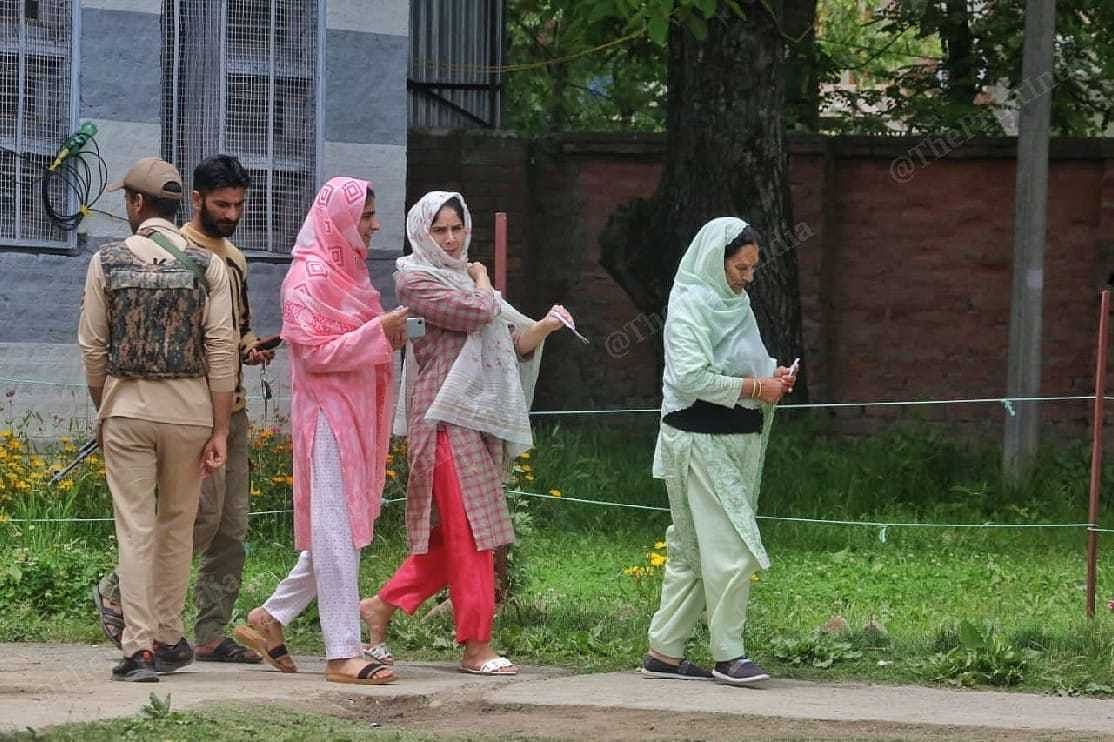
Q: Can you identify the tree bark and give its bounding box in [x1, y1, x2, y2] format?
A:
[600, 1, 807, 388]
[940, 0, 978, 105]
[783, 0, 820, 132]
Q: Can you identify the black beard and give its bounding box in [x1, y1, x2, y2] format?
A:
[198, 202, 239, 238]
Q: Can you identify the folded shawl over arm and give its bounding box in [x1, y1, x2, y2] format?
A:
[391, 190, 545, 554]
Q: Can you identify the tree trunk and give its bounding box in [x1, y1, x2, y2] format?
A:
[940, 0, 978, 105]
[783, 0, 820, 132]
[600, 1, 807, 390]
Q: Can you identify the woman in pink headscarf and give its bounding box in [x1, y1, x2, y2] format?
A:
[234, 177, 407, 685]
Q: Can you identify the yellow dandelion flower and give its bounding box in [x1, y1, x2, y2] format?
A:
[654, 541, 666, 549]
[386, 469, 397, 480]
[750, 572, 762, 583]
[517, 451, 531, 460]
[548, 489, 561, 498]
[270, 475, 287, 485]
[59, 479, 74, 492]
[648, 552, 667, 568]
[250, 486, 262, 497]
[525, 474, 534, 482]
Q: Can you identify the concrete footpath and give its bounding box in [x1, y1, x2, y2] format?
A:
[491, 672, 1114, 737]
[2, 643, 1114, 737]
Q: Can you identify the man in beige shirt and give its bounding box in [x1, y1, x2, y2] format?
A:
[95, 155, 271, 665]
[78, 157, 237, 682]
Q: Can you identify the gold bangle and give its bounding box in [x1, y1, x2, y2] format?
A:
[753, 379, 762, 400]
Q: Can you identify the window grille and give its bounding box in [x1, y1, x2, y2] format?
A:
[161, 0, 320, 254]
[0, 0, 77, 247]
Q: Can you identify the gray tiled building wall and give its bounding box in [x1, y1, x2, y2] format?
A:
[0, 0, 409, 440]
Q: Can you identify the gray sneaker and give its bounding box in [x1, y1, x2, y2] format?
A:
[641, 655, 713, 680]
[713, 657, 769, 686]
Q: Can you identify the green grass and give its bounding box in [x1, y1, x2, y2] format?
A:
[3, 415, 1114, 695]
[0, 703, 508, 741]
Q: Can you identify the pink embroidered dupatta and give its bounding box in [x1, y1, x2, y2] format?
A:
[281, 177, 394, 551]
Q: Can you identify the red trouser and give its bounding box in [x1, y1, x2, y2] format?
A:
[379, 429, 495, 643]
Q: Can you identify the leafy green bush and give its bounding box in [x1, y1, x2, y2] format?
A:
[0, 542, 113, 618]
[919, 620, 1037, 687]
[770, 630, 864, 668]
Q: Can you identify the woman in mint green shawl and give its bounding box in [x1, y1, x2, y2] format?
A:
[641, 217, 795, 687]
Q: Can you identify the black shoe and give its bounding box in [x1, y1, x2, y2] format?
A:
[641, 654, 713, 680]
[154, 637, 194, 674]
[112, 650, 159, 682]
[713, 657, 770, 686]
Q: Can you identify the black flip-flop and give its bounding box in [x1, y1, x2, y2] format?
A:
[196, 637, 263, 664]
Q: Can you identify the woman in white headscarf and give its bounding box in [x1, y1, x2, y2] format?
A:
[640, 217, 795, 687]
[360, 191, 574, 675]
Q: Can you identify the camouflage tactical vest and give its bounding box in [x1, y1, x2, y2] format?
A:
[101, 235, 212, 379]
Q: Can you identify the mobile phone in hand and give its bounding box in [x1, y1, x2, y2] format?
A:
[256, 335, 282, 351]
[406, 317, 426, 340]
[788, 357, 800, 376]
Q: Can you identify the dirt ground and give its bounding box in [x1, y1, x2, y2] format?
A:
[316, 693, 1109, 741]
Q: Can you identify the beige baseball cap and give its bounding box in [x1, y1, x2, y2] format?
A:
[107, 157, 184, 200]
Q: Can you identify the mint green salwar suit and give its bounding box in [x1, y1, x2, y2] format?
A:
[647, 217, 779, 664]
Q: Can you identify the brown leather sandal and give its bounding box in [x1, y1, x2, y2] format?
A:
[326, 659, 396, 685]
[232, 623, 297, 673]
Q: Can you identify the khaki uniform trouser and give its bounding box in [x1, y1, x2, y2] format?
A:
[102, 409, 250, 647]
[102, 417, 210, 657]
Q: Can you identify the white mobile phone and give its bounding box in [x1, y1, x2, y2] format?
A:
[406, 317, 426, 339]
[788, 357, 800, 376]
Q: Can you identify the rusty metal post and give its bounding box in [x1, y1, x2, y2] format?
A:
[494, 211, 507, 296]
[1086, 289, 1110, 617]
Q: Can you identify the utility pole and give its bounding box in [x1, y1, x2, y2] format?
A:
[1003, 0, 1055, 483]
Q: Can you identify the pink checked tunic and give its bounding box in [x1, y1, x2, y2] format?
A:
[397, 272, 519, 554]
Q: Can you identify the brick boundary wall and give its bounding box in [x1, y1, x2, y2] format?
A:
[408, 130, 1114, 437]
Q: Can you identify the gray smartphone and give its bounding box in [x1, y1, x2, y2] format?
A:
[406, 316, 426, 339]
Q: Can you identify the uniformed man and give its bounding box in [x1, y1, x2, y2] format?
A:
[94, 155, 270, 665]
[78, 157, 237, 682]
